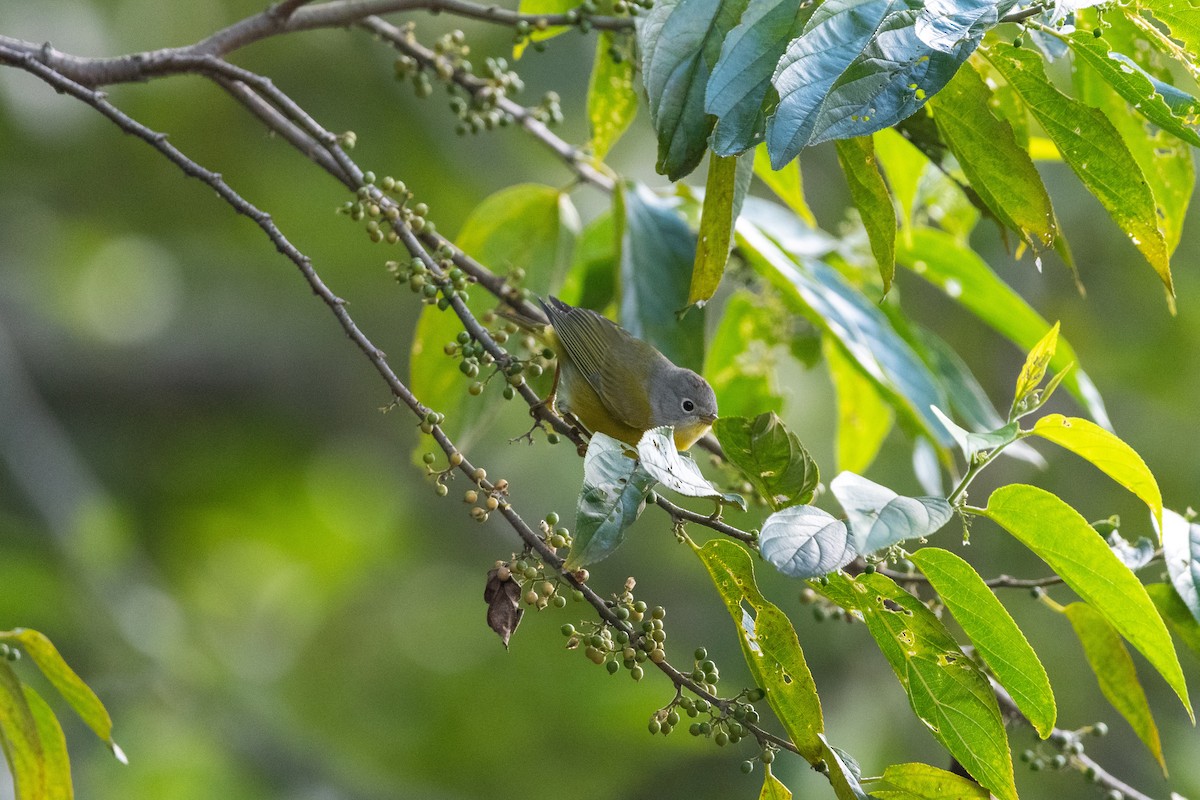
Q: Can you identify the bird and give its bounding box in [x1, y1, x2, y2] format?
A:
[536, 296, 717, 451]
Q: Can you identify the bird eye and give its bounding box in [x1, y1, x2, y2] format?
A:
[681, 399, 696, 413]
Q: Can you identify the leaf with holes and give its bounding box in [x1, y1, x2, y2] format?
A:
[911, 547, 1056, 737]
[694, 539, 824, 759]
[816, 573, 1016, 800]
[714, 412, 818, 509]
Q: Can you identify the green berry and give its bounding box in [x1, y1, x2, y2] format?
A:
[740, 761, 753, 775]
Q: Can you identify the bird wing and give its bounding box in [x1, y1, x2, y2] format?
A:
[541, 298, 655, 429]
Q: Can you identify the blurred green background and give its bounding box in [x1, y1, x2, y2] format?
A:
[1, 1, 1198, 798]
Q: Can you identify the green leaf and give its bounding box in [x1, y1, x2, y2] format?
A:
[1064, 602, 1166, 772]
[1074, 14, 1196, 257]
[639, 0, 750, 179]
[982, 43, 1174, 307]
[1158, 508, 1200, 624]
[1064, 31, 1200, 148]
[1147, 582, 1200, 662]
[767, 0, 988, 164]
[693, 539, 824, 760]
[617, 184, 705, 371]
[824, 337, 894, 474]
[753, 144, 817, 226]
[835, 135, 897, 292]
[819, 735, 873, 800]
[0, 660, 47, 800]
[759, 505, 856, 578]
[873, 128, 928, 232]
[873, 762, 989, 799]
[565, 433, 657, 569]
[817, 573, 1017, 800]
[713, 412, 818, 509]
[1126, 0, 1200, 71]
[911, 547, 1056, 737]
[0, 629, 120, 754]
[928, 60, 1057, 252]
[410, 184, 578, 461]
[703, 290, 784, 418]
[831, 472, 952, 554]
[739, 221, 951, 447]
[558, 211, 616, 310]
[1030, 414, 1163, 529]
[982, 485, 1192, 718]
[588, 32, 639, 160]
[512, 0, 573, 57]
[932, 409, 1017, 463]
[690, 154, 743, 305]
[637, 427, 745, 508]
[760, 768, 792, 800]
[895, 227, 1110, 428]
[22, 686, 71, 800]
[707, 0, 813, 155]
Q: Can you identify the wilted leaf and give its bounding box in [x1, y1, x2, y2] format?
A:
[713, 412, 818, 509]
[566, 433, 657, 569]
[690, 154, 749, 305]
[830, 472, 952, 554]
[759, 505, 855, 578]
[483, 567, 524, 648]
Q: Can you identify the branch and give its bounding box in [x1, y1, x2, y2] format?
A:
[0, 0, 629, 87]
[878, 565, 1067, 590]
[992, 683, 1159, 800]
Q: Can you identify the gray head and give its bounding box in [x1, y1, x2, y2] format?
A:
[650, 367, 719, 429]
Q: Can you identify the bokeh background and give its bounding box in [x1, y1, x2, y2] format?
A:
[1, 1, 1198, 798]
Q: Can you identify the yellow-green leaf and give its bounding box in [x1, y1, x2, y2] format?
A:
[1065, 602, 1166, 772]
[693, 539, 824, 760]
[982, 485, 1192, 719]
[587, 31, 638, 160]
[1030, 414, 1163, 530]
[824, 337, 894, 474]
[0, 660, 47, 800]
[911, 548, 1056, 737]
[690, 154, 742, 305]
[874, 762, 988, 799]
[23, 685, 72, 800]
[760, 768, 792, 800]
[1013, 321, 1059, 411]
[835, 135, 896, 292]
[753, 144, 816, 226]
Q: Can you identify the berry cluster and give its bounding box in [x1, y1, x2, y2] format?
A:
[498, 549, 580, 611]
[339, 172, 435, 242]
[562, 589, 663, 682]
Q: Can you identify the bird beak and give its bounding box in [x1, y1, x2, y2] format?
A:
[701, 413, 718, 424]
